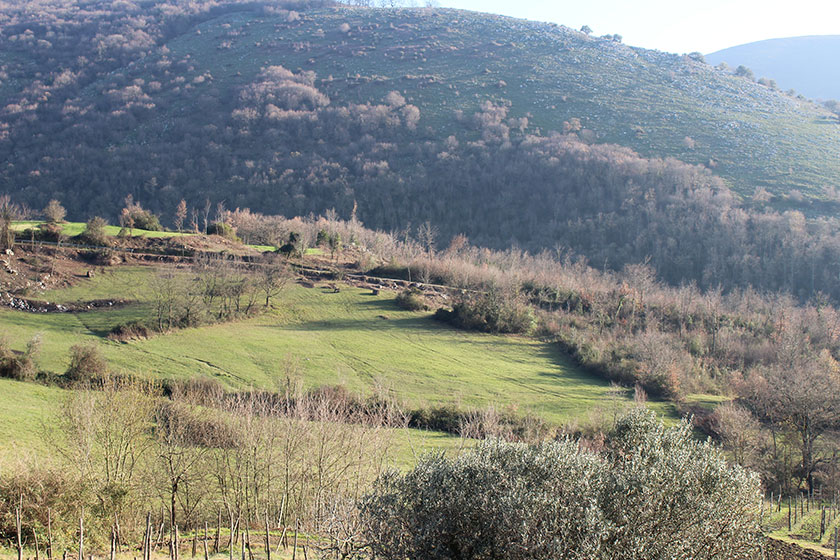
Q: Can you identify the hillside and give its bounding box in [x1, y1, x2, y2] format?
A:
[1, 1, 839, 227]
[1, 221, 837, 557]
[707, 35, 840, 101]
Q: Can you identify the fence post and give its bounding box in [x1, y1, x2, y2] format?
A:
[47, 509, 53, 560]
[79, 510, 84, 560]
[214, 510, 220, 555]
[264, 512, 271, 560]
[16, 497, 23, 560]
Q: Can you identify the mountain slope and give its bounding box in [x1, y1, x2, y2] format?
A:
[1, 2, 839, 217]
[707, 35, 840, 100]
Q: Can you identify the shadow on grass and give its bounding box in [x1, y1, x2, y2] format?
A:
[272, 316, 431, 332]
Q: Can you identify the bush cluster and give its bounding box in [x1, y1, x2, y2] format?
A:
[0, 336, 40, 381]
[65, 343, 108, 385]
[107, 321, 152, 342]
[435, 290, 535, 334]
[362, 409, 763, 560]
[395, 287, 428, 311]
[79, 217, 110, 246]
[206, 221, 239, 241]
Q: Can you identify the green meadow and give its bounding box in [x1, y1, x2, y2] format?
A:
[0, 265, 669, 427]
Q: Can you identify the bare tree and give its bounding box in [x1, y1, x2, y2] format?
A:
[256, 258, 291, 308]
[155, 401, 211, 558]
[202, 199, 212, 234]
[416, 221, 438, 257]
[738, 354, 840, 493]
[174, 200, 187, 233]
[43, 199, 67, 224]
[0, 194, 21, 250]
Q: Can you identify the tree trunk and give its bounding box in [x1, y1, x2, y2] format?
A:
[203, 523, 209, 560]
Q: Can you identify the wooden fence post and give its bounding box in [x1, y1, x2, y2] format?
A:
[821, 508, 826, 541]
[47, 508, 53, 560]
[228, 515, 234, 560]
[16, 496, 23, 560]
[145, 512, 152, 560]
[79, 510, 84, 560]
[213, 510, 220, 555]
[291, 520, 298, 560]
[788, 498, 792, 531]
[264, 512, 270, 560]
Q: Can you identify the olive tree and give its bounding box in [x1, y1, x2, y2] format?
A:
[361, 409, 762, 560]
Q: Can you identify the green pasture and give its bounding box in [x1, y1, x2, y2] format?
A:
[12, 220, 190, 239]
[0, 265, 672, 425]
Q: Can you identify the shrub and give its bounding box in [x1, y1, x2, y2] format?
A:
[395, 288, 428, 311]
[36, 222, 63, 242]
[408, 405, 463, 433]
[206, 221, 239, 240]
[435, 289, 535, 334]
[362, 409, 762, 560]
[132, 210, 162, 231]
[80, 216, 110, 246]
[121, 200, 162, 231]
[65, 344, 108, 385]
[107, 321, 152, 342]
[0, 335, 39, 381]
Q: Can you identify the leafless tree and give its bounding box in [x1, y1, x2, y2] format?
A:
[174, 200, 187, 233]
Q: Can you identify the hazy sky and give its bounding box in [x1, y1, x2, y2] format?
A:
[436, 0, 840, 54]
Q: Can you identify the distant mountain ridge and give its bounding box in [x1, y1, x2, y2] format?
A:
[707, 35, 840, 100]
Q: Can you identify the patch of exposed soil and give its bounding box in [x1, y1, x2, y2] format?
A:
[0, 245, 86, 294]
[767, 538, 832, 559]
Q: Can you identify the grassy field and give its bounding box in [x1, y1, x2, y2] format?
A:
[12, 221, 190, 239]
[0, 377, 465, 472]
[0, 265, 671, 425]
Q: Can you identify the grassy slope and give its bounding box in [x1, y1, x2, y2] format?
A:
[0, 265, 670, 424]
[12, 221, 190, 239]
[0, 378, 466, 471]
[120, 6, 840, 203]
[0, 379, 64, 461]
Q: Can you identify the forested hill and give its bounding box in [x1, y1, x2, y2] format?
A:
[707, 35, 840, 101]
[4, 0, 840, 298]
